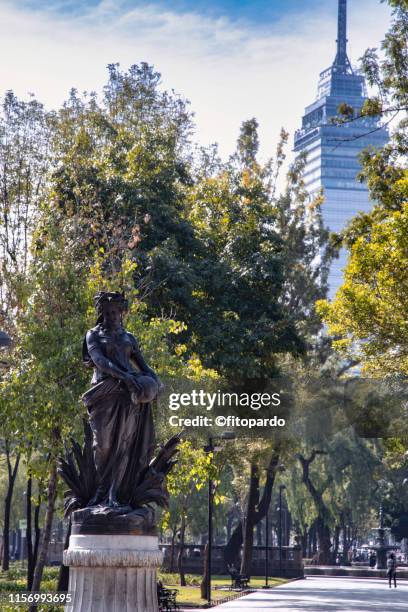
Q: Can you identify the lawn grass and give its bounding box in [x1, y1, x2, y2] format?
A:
[0, 564, 289, 610]
[0, 565, 62, 611]
[162, 574, 289, 607]
[170, 585, 235, 606]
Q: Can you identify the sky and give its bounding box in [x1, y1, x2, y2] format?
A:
[1, 0, 391, 160]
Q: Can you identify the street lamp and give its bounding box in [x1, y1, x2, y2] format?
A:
[203, 431, 235, 605]
[263, 498, 270, 588]
[279, 484, 287, 576]
[22, 492, 27, 568]
[273, 463, 286, 577]
[262, 466, 272, 590]
[263, 463, 285, 588]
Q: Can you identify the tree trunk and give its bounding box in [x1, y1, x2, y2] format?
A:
[240, 464, 259, 577]
[315, 517, 332, 565]
[307, 524, 313, 558]
[298, 451, 333, 565]
[284, 508, 291, 546]
[33, 494, 41, 574]
[341, 514, 350, 565]
[333, 523, 340, 563]
[224, 446, 281, 569]
[224, 521, 243, 569]
[26, 476, 34, 589]
[177, 515, 186, 587]
[300, 530, 307, 557]
[57, 519, 71, 591]
[200, 543, 209, 599]
[312, 522, 317, 555]
[351, 524, 358, 551]
[256, 521, 263, 546]
[169, 528, 177, 573]
[30, 460, 58, 598]
[2, 442, 20, 571]
[226, 512, 233, 542]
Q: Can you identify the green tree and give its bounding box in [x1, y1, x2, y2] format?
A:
[8, 230, 89, 592]
[317, 1, 408, 375]
[4, 64, 218, 591]
[1, 63, 332, 584]
[274, 336, 386, 565]
[0, 91, 50, 571]
[188, 121, 330, 383]
[12, 242, 211, 593]
[40, 63, 199, 307]
[318, 195, 408, 375]
[316, 1, 408, 549]
[189, 120, 331, 571]
[163, 440, 215, 586]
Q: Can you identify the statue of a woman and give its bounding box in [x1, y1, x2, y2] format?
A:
[81, 291, 161, 509]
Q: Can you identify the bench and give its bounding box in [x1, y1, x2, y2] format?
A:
[157, 581, 180, 612]
[227, 564, 250, 590]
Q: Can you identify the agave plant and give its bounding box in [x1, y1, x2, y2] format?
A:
[58, 420, 97, 516]
[58, 422, 181, 515]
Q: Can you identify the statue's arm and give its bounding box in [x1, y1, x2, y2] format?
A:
[129, 335, 158, 380]
[86, 330, 130, 382]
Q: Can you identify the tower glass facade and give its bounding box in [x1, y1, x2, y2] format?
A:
[294, 0, 388, 297]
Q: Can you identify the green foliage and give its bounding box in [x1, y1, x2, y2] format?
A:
[337, 103, 355, 119]
[0, 90, 51, 477]
[284, 463, 317, 535]
[287, 432, 383, 538]
[361, 97, 383, 117]
[162, 440, 215, 532]
[361, 1, 407, 118]
[30, 65, 330, 394]
[40, 63, 196, 301]
[317, 200, 408, 374]
[0, 91, 50, 324]
[1, 233, 89, 465]
[317, 2, 408, 375]
[187, 121, 330, 384]
[0, 50, 376, 572]
[87, 253, 216, 382]
[277, 344, 386, 541]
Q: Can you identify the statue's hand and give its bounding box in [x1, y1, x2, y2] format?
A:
[124, 374, 142, 396]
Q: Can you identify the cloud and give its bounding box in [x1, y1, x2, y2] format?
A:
[0, 0, 391, 159]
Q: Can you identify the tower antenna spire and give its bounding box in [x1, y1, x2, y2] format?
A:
[333, 0, 352, 73]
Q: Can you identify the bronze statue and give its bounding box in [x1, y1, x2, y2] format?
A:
[59, 292, 179, 528]
[82, 291, 162, 508]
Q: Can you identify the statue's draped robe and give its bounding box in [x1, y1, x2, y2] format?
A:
[82, 325, 156, 506]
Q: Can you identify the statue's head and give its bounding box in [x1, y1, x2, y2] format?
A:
[94, 291, 128, 329]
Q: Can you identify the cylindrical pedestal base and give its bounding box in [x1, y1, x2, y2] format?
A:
[64, 535, 163, 612]
[376, 548, 387, 570]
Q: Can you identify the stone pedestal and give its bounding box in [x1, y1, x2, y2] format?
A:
[64, 534, 163, 612]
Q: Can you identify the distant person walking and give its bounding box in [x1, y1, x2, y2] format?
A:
[387, 553, 397, 588]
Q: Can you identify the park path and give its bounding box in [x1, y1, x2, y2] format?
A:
[182, 576, 408, 611]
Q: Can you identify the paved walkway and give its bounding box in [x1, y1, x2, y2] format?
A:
[183, 576, 408, 611]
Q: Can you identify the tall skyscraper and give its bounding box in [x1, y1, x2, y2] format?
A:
[294, 0, 388, 296]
